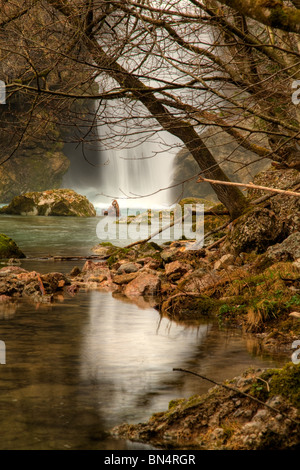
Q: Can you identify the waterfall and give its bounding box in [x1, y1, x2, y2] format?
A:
[98, 126, 178, 211]
[62, 99, 179, 214]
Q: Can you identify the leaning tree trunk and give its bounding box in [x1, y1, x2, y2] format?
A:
[46, 0, 249, 219]
[84, 35, 249, 219]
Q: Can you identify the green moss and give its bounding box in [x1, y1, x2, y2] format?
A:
[0, 196, 36, 215]
[251, 363, 300, 409]
[148, 241, 162, 251]
[179, 197, 214, 210]
[0, 233, 25, 259]
[269, 7, 288, 28]
[107, 247, 131, 267]
[182, 394, 205, 410]
[168, 398, 185, 410]
[217, 261, 300, 331]
[37, 204, 50, 216]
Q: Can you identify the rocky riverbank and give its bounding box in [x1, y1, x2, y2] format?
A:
[112, 363, 300, 450]
[0, 166, 299, 449]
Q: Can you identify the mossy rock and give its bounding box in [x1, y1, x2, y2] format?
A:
[179, 197, 214, 210]
[0, 196, 36, 215]
[252, 363, 300, 408]
[0, 234, 25, 259]
[0, 189, 96, 217]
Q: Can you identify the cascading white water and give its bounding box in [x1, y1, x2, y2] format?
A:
[62, 100, 179, 214]
[97, 116, 179, 211]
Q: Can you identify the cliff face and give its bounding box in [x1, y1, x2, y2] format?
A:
[0, 89, 100, 203]
[0, 6, 99, 204]
[0, 83, 71, 203]
[0, 144, 69, 203]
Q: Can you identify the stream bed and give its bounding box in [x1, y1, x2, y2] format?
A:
[0, 214, 291, 449]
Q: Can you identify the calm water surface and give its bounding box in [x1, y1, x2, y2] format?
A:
[0, 215, 290, 449]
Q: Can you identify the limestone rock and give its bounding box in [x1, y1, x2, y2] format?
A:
[117, 262, 140, 274]
[81, 261, 111, 279]
[160, 248, 179, 263]
[112, 272, 139, 285]
[0, 189, 96, 217]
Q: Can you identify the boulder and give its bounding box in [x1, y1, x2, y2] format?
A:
[117, 262, 140, 274]
[112, 272, 139, 285]
[81, 261, 111, 281]
[124, 273, 161, 297]
[226, 208, 285, 254]
[266, 232, 300, 262]
[0, 234, 25, 259]
[0, 189, 96, 217]
[164, 260, 191, 281]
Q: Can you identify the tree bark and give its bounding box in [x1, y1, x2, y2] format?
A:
[209, 0, 300, 34]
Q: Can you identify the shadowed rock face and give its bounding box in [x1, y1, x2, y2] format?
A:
[0, 189, 96, 217]
[0, 150, 70, 204]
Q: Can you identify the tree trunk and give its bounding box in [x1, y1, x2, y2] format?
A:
[79, 34, 247, 218]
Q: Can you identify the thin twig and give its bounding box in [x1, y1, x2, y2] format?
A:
[173, 368, 300, 425]
[251, 180, 300, 205]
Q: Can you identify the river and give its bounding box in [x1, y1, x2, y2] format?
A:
[0, 215, 290, 450]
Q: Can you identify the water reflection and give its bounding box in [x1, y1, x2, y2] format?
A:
[80, 291, 211, 425]
[0, 290, 289, 450]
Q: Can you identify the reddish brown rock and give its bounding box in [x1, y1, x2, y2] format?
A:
[81, 261, 112, 282]
[112, 272, 139, 285]
[124, 273, 161, 297]
[164, 260, 191, 281]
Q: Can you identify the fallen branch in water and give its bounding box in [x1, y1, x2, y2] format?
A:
[124, 213, 188, 249]
[27, 255, 110, 261]
[173, 368, 300, 426]
[124, 213, 230, 251]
